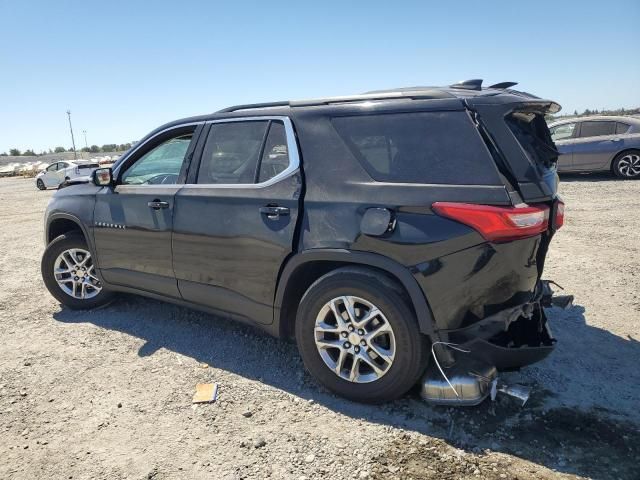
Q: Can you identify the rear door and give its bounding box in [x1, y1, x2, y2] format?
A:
[172, 117, 301, 324]
[571, 120, 619, 171]
[93, 124, 202, 298]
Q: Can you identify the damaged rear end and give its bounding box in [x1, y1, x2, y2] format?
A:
[422, 92, 573, 406]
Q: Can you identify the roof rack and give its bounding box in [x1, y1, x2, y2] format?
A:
[216, 89, 453, 113]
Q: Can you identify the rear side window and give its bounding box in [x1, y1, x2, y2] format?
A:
[579, 121, 615, 138]
[331, 111, 500, 185]
[258, 121, 290, 183]
[197, 121, 269, 184]
[616, 122, 630, 134]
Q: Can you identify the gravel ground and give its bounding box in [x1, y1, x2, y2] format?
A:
[0, 175, 638, 480]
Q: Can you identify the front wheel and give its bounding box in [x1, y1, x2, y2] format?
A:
[295, 267, 429, 403]
[36, 179, 46, 190]
[612, 150, 640, 179]
[41, 232, 115, 309]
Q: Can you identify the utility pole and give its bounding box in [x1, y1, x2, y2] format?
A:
[66, 110, 77, 160]
[82, 130, 88, 149]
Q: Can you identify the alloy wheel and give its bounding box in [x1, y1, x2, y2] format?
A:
[53, 248, 102, 299]
[314, 295, 396, 383]
[617, 153, 640, 177]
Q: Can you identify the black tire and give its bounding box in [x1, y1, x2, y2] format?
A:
[612, 150, 640, 179]
[295, 267, 429, 403]
[36, 179, 45, 190]
[41, 232, 114, 309]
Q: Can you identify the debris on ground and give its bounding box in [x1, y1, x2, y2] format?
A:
[192, 383, 218, 404]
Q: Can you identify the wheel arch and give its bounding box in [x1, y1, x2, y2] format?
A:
[274, 249, 436, 340]
[46, 213, 89, 246]
[610, 148, 640, 173]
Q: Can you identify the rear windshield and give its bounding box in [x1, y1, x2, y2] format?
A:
[506, 112, 558, 168]
[332, 111, 501, 185]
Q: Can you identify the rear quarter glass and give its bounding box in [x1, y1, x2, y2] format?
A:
[331, 111, 502, 185]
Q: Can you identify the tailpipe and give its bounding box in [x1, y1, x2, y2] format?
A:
[491, 382, 531, 406]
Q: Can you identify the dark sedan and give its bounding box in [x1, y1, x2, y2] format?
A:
[549, 115, 640, 178]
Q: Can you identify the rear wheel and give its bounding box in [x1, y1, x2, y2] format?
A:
[36, 179, 45, 190]
[41, 232, 114, 309]
[612, 150, 640, 179]
[295, 267, 428, 403]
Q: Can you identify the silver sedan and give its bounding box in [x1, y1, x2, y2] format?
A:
[549, 116, 640, 178]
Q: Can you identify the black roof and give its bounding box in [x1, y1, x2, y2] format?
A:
[216, 79, 551, 114]
[139, 80, 559, 145]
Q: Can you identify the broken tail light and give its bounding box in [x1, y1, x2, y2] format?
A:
[432, 202, 551, 242]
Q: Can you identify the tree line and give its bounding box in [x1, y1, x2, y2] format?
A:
[0, 143, 134, 157]
[551, 106, 640, 121]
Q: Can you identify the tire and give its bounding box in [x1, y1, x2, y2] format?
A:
[295, 267, 429, 403]
[612, 150, 640, 179]
[41, 232, 114, 309]
[36, 179, 45, 190]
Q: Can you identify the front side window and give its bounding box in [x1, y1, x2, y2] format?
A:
[332, 111, 501, 185]
[121, 133, 193, 185]
[550, 123, 576, 141]
[46, 163, 58, 172]
[579, 121, 616, 138]
[197, 121, 269, 184]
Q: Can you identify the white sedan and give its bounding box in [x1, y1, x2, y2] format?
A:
[35, 161, 100, 190]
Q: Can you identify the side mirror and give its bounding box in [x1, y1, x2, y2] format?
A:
[93, 168, 113, 187]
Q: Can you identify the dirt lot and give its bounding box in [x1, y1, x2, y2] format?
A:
[0, 175, 638, 480]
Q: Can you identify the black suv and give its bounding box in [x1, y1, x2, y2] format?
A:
[41, 80, 566, 404]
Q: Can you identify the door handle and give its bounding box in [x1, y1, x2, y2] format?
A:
[259, 205, 289, 219]
[148, 199, 170, 210]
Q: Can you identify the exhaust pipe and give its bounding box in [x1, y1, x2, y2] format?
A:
[491, 381, 531, 406]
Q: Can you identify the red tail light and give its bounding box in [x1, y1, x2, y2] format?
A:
[432, 202, 550, 242]
[554, 200, 565, 229]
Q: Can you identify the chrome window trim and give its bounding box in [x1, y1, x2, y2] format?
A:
[183, 116, 300, 190]
[112, 116, 300, 190]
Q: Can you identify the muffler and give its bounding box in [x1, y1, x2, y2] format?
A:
[421, 356, 497, 406]
[421, 350, 531, 406]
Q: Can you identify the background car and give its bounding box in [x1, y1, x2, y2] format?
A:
[549, 115, 640, 178]
[35, 160, 100, 190]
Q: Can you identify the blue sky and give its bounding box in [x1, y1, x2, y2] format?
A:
[1, 0, 638, 152]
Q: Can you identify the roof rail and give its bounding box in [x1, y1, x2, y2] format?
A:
[489, 81, 518, 89]
[217, 90, 454, 113]
[450, 79, 483, 90]
[216, 101, 290, 113]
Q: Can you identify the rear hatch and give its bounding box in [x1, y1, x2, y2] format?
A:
[466, 97, 561, 204]
[465, 97, 564, 280]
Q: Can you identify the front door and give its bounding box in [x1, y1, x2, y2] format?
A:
[550, 122, 577, 172]
[93, 124, 202, 298]
[172, 118, 301, 324]
[42, 162, 62, 187]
